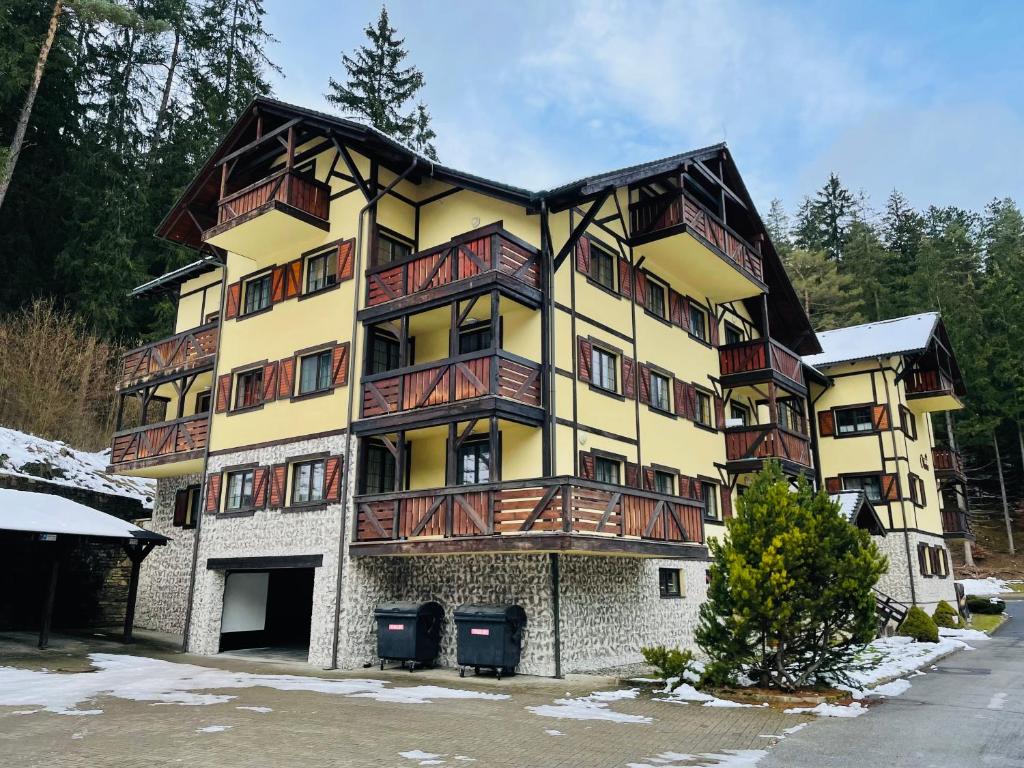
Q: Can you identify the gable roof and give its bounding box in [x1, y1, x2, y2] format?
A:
[802, 312, 940, 368]
[830, 490, 886, 535]
[0, 488, 166, 541]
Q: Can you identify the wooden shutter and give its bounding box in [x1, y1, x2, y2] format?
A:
[625, 462, 640, 489]
[871, 404, 891, 430]
[669, 290, 684, 327]
[331, 342, 350, 388]
[205, 473, 222, 513]
[337, 238, 355, 281]
[284, 258, 303, 299]
[224, 282, 241, 319]
[720, 485, 733, 519]
[278, 357, 295, 399]
[673, 379, 687, 417]
[577, 337, 592, 382]
[881, 473, 899, 501]
[678, 475, 692, 499]
[271, 265, 287, 303]
[215, 374, 231, 414]
[818, 410, 835, 437]
[579, 451, 595, 480]
[621, 355, 636, 399]
[252, 467, 270, 509]
[575, 235, 591, 274]
[684, 383, 698, 421]
[825, 476, 842, 493]
[269, 464, 287, 508]
[173, 489, 189, 527]
[325, 456, 342, 501]
[638, 364, 651, 404]
[618, 258, 633, 298]
[917, 544, 929, 575]
[690, 478, 702, 502]
[708, 313, 720, 347]
[261, 361, 279, 403]
[939, 547, 949, 576]
[714, 396, 725, 429]
[642, 467, 656, 491]
[634, 270, 648, 307]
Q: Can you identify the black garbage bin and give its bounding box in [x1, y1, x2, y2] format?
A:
[374, 601, 444, 671]
[453, 604, 527, 679]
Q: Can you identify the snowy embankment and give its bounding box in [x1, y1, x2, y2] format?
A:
[0, 427, 153, 507]
[956, 577, 1009, 596]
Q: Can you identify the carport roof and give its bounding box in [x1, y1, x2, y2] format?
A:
[0, 488, 167, 542]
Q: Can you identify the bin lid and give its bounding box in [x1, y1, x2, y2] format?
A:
[374, 600, 444, 618]
[453, 604, 526, 622]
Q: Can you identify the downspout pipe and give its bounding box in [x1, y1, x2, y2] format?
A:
[879, 356, 917, 605]
[330, 153, 420, 669]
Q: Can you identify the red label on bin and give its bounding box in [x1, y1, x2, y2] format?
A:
[388, 623, 405, 631]
[470, 627, 490, 636]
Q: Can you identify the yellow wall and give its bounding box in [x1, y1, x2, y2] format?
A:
[175, 271, 222, 332]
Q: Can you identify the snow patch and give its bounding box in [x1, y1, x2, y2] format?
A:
[656, 683, 757, 708]
[866, 678, 911, 697]
[629, 749, 768, 768]
[956, 577, 1008, 596]
[785, 702, 868, 718]
[940, 627, 991, 641]
[527, 688, 650, 724]
[544, 729, 564, 736]
[197, 725, 232, 733]
[235, 706, 272, 713]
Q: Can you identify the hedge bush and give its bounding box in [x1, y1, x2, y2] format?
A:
[966, 596, 1006, 615]
[898, 606, 939, 642]
[932, 600, 959, 628]
[641, 646, 697, 690]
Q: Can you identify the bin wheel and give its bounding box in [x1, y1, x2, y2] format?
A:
[496, 669, 502, 681]
[474, 667, 480, 676]
[459, 667, 465, 678]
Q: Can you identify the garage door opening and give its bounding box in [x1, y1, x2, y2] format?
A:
[219, 567, 314, 659]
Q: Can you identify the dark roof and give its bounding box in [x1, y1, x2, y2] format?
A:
[130, 255, 221, 297]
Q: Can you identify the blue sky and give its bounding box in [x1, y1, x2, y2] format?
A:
[263, 0, 1023, 217]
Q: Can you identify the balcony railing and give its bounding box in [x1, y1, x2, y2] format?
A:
[941, 509, 971, 538]
[365, 225, 541, 308]
[718, 338, 804, 389]
[109, 414, 209, 469]
[352, 477, 705, 552]
[215, 169, 329, 228]
[932, 447, 965, 478]
[118, 322, 218, 389]
[360, 350, 541, 419]
[629, 189, 764, 284]
[724, 424, 812, 469]
[906, 369, 955, 397]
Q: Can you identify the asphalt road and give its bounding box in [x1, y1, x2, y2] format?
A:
[763, 599, 1024, 768]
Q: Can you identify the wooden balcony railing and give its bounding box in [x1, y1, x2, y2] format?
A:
[360, 350, 541, 419]
[629, 189, 764, 283]
[941, 509, 971, 537]
[118, 322, 218, 389]
[365, 225, 541, 307]
[216, 169, 329, 227]
[906, 368, 955, 397]
[353, 477, 705, 548]
[718, 338, 804, 388]
[110, 414, 209, 468]
[932, 447, 965, 477]
[724, 424, 812, 468]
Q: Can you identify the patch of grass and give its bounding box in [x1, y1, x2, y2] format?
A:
[1006, 582, 1024, 593]
[969, 613, 1007, 633]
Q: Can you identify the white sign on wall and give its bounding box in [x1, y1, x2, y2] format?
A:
[221, 571, 269, 633]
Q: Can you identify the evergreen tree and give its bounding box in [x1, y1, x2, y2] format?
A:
[844, 219, 892, 322]
[782, 247, 862, 330]
[325, 5, 437, 159]
[765, 198, 791, 256]
[793, 173, 857, 260]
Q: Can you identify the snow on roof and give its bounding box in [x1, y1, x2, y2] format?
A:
[802, 312, 939, 368]
[0, 427, 154, 508]
[830, 491, 866, 523]
[0, 489, 165, 541]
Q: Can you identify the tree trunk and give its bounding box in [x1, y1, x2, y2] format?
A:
[0, 0, 64, 211]
[993, 431, 1015, 556]
[152, 26, 181, 145]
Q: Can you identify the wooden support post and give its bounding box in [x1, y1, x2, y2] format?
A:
[122, 542, 155, 644]
[446, 422, 457, 485]
[115, 393, 125, 431]
[38, 543, 59, 650]
[489, 415, 500, 482]
[395, 431, 406, 493]
[220, 162, 227, 199]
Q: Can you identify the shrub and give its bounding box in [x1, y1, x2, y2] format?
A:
[699, 660, 737, 689]
[898, 606, 939, 642]
[641, 646, 696, 690]
[966, 596, 1006, 615]
[932, 600, 959, 628]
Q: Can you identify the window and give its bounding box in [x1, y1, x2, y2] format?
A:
[459, 322, 492, 354]
[724, 323, 744, 346]
[243, 273, 271, 315]
[835, 406, 873, 435]
[694, 390, 713, 427]
[777, 399, 805, 433]
[650, 372, 670, 412]
[305, 249, 337, 293]
[844, 474, 883, 503]
[225, 469, 255, 510]
[299, 350, 333, 395]
[592, 347, 617, 392]
[368, 330, 401, 374]
[646, 279, 666, 319]
[373, 232, 412, 268]
[457, 438, 491, 485]
[234, 368, 263, 410]
[362, 442, 396, 494]
[595, 456, 620, 485]
[909, 474, 926, 507]
[291, 460, 325, 504]
[195, 390, 212, 414]
[173, 485, 201, 528]
[654, 470, 675, 496]
[703, 483, 719, 520]
[729, 403, 749, 426]
[689, 304, 708, 342]
[659, 568, 683, 598]
[901, 405, 918, 440]
[590, 243, 615, 290]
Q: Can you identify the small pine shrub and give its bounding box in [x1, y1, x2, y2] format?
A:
[898, 606, 939, 643]
[966, 596, 1006, 615]
[641, 646, 696, 690]
[699, 660, 737, 689]
[932, 600, 959, 628]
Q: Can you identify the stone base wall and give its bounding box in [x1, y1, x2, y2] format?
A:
[875, 530, 957, 613]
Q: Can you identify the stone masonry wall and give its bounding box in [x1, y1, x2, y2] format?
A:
[875, 530, 958, 613]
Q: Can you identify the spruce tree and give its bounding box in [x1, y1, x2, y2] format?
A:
[782, 247, 862, 330]
[793, 173, 857, 260]
[325, 5, 438, 160]
[765, 198, 792, 256]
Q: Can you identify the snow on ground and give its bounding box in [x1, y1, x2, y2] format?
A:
[544, 729, 564, 736]
[839, 632, 983, 694]
[939, 627, 991, 641]
[526, 688, 651, 724]
[399, 750, 445, 765]
[627, 749, 768, 768]
[957, 577, 1009, 596]
[196, 725, 232, 733]
[0, 427, 154, 506]
[784, 702, 868, 718]
[655, 683, 760, 708]
[235, 705, 272, 713]
[0, 654, 508, 715]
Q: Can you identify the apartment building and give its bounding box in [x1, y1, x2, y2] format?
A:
[112, 97, 964, 674]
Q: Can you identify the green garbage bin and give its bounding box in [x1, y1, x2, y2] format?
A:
[374, 601, 444, 671]
[454, 604, 526, 679]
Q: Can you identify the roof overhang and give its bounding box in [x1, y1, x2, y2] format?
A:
[0, 488, 168, 543]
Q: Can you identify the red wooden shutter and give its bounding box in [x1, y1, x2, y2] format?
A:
[576, 235, 591, 274]
[621, 355, 636, 399]
[708, 313, 720, 347]
[337, 239, 355, 281]
[720, 485, 733, 519]
[224, 282, 241, 319]
[625, 462, 640, 488]
[618, 258, 633, 298]
[678, 475, 692, 499]
[872, 404, 891, 430]
[325, 456, 342, 501]
[882, 473, 899, 500]
[679, 295, 690, 331]
[271, 265, 287, 303]
[261, 361, 279, 403]
[215, 374, 231, 413]
[638, 364, 651, 404]
[634, 270, 648, 307]
[579, 451, 595, 480]
[690, 478, 702, 502]
[714, 395, 725, 429]
[278, 357, 295, 399]
[669, 291, 683, 327]
[269, 464, 287, 508]
[825, 476, 842, 493]
[331, 342, 350, 388]
[205, 473, 222, 513]
[252, 467, 270, 508]
[173, 489, 189, 526]
[577, 337, 592, 382]
[673, 379, 687, 417]
[684, 383, 698, 421]
[642, 467, 656, 491]
[818, 410, 835, 437]
[284, 259, 303, 299]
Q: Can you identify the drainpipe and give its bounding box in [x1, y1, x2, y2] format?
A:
[330, 154, 420, 669]
[879, 357, 916, 605]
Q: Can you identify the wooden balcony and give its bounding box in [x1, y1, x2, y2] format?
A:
[362, 225, 542, 319]
[724, 424, 813, 475]
[905, 368, 963, 412]
[718, 338, 805, 394]
[109, 414, 208, 475]
[349, 477, 707, 558]
[356, 350, 542, 433]
[118, 322, 218, 390]
[941, 509, 972, 540]
[932, 447, 966, 480]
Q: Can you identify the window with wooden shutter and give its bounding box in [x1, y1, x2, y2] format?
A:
[918, 544, 929, 575]
[669, 290, 685, 328]
[284, 258, 303, 299]
[638, 364, 651, 404]
[618, 258, 633, 298]
[642, 467, 656, 491]
[205, 473, 222, 513]
[939, 547, 949, 576]
[261, 361, 279, 403]
[825, 476, 842, 493]
[269, 464, 287, 508]
[720, 485, 733, 519]
[278, 357, 295, 399]
[579, 451, 595, 480]
[625, 461, 640, 488]
[678, 475, 691, 499]
[224, 282, 241, 319]
[881, 473, 899, 501]
[331, 342, 350, 388]
[215, 374, 231, 413]
[817, 410, 835, 437]
[621, 355, 636, 399]
[673, 379, 687, 417]
[708, 313, 720, 347]
[337, 238, 355, 281]
[325, 456, 342, 501]
[173, 489, 189, 527]
[634, 270, 648, 307]
[871, 404, 891, 431]
[271, 265, 287, 303]
[252, 467, 270, 508]
[577, 337, 593, 382]
[714, 396, 725, 429]
[575, 235, 591, 274]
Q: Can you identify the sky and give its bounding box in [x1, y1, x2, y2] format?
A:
[262, 0, 1023, 218]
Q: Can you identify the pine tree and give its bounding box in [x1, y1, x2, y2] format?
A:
[325, 5, 437, 159]
[765, 198, 791, 256]
[793, 173, 857, 260]
[782, 247, 862, 330]
[844, 219, 892, 322]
